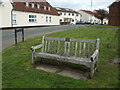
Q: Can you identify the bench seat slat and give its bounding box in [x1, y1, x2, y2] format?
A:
[35, 52, 91, 68]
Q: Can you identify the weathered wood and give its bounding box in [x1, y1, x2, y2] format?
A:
[42, 36, 45, 52]
[31, 44, 43, 50]
[57, 41, 60, 54]
[75, 42, 78, 56]
[45, 37, 65, 41]
[31, 36, 100, 78]
[70, 38, 96, 43]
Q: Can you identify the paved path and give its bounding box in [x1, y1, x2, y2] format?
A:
[1, 25, 88, 50]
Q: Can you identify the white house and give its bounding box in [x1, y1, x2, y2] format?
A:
[54, 7, 81, 25]
[0, 0, 60, 28]
[78, 10, 108, 24]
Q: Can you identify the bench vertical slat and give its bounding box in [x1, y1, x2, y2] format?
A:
[83, 42, 86, 57]
[45, 40, 48, 52]
[42, 36, 45, 52]
[79, 42, 82, 57]
[57, 41, 60, 54]
[54, 40, 57, 53]
[51, 40, 54, 53]
[67, 42, 70, 56]
[75, 42, 78, 56]
[72, 42, 74, 56]
[64, 42, 67, 55]
[48, 40, 50, 52]
[87, 43, 90, 57]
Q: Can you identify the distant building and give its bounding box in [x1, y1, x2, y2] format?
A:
[78, 10, 108, 24]
[108, 0, 120, 26]
[54, 7, 81, 25]
[0, 0, 60, 28]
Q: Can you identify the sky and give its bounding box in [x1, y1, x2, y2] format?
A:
[47, 0, 115, 11]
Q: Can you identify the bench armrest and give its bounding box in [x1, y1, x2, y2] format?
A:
[91, 49, 99, 62]
[31, 44, 43, 51]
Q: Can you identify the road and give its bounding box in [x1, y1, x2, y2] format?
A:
[1, 25, 88, 50]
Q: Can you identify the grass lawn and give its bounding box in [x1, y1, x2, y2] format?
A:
[88, 25, 120, 28]
[2, 28, 119, 88]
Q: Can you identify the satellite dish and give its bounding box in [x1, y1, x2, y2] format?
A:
[0, 0, 3, 4]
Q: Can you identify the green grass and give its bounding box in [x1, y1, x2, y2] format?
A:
[2, 28, 119, 88]
[88, 25, 120, 28]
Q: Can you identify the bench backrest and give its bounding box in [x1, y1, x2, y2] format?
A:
[42, 36, 99, 58]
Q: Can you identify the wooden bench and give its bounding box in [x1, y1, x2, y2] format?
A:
[31, 36, 100, 78]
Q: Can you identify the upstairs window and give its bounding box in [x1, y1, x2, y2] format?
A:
[44, 6, 46, 10]
[12, 14, 16, 25]
[48, 7, 50, 11]
[32, 3, 34, 8]
[72, 13, 74, 16]
[29, 15, 37, 22]
[37, 4, 40, 9]
[69, 13, 71, 16]
[25, 2, 29, 7]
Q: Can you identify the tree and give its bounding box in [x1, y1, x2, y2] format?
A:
[94, 9, 109, 25]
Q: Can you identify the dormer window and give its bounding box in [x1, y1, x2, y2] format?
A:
[48, 7, 50, 11]
[44, 6, 46, 10]
[25, 2, 29, 7]
[37, 4, 40, 9]
[32, 3, 34, 8]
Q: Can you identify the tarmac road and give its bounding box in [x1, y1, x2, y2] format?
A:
[1, 25, 88, 50]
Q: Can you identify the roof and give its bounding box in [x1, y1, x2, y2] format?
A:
[11, 0, 59, 16]
[54, 7, 80, 14]
[108, 0, 120, 7]
[80, 10, 94, 15]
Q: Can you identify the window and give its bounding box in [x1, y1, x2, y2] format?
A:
[72, 13, 74, 16]
[25, 2, 29, 7]
[48, 7, 50, 11]
[69, 13, 71, 16]
[72, 19, 74, 22]
[29, 15, 37, 22]
[76, 14, 79, 16]
[60, 19, 62, 22]
[37, 4, 40, 9]
[49, 17, 51, 22]
[64, 13, 66, 15]
[46, 16, 48, 22]
[12, 14, 16, 25]
[60, 12, 62, 15]
[44, 6, 46, 10]
[32, 3, 34, 8]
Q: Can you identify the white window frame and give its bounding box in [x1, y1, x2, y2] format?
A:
[44, 6, 46, 10]
[37, 4, 40, 9]
[48, 7, 50, 11]
[12, 14, 16, 25]
[46, 16, 48, 22]
[31, 3, 34, 8]
[49, 17, 51, 22]
[25, 2, 29, 7]
[29, 15, 37, 23]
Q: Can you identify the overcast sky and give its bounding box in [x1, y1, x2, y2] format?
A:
[47, 0, 115, 11]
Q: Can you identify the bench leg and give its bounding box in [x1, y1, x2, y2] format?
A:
[89, 62, 95, 78]
[32, 53, 35, 64]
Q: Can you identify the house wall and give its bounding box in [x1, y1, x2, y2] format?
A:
[0, 0, 13, 28]
[12, 10, 60, 27]
[58, 12, 81, 24]
[78, 10, 92, 23]
[109, 1, 120, 26]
